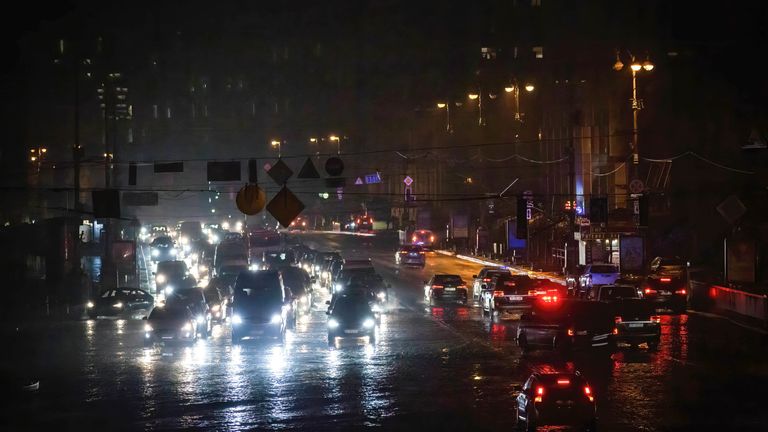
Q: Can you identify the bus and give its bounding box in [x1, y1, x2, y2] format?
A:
[411, 229, 436, 249]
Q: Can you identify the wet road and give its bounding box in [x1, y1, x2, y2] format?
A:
[3, 232, 767, 431]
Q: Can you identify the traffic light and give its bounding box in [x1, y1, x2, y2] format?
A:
[589, 197, 608, 225]
[516, 198, 528, 239]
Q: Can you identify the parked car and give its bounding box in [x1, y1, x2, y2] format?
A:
[143, 305, 198, 346]
[514, 372, 597, 431]
[471, 267, 512, 301]
[516, 298, 616, 355]
[86, 288, 154, 319]
[577, 263, 620, 298]
[424, 274, 468, 305]
[395, 245, 426, 267]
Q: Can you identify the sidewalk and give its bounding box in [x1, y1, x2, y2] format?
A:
[435, 250, 566, 285]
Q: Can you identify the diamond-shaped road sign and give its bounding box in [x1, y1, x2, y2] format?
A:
[403, 175, 413, 186]
[267, 186, 305, 228]
[267, 158, 294, 185]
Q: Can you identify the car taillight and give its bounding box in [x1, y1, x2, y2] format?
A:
[675, 289, 687, 295]
[650, 315, 661, 323]
[458, 285, 467, 289]
[412, 236, 417, 242]
[613, 327, 619, 335]
[399, 251, 407, 254]
[614, 316, 622, 324]
[584, 386, 594, 402]
[660, 277, 672, 283]
[432, 284, 443, 289]
[535, 386, 544, 402]
[556, 379, 570, 385]
[419, 251, 425, 255]
[567, 328, 574, 336]
[541, 295, 559, 302]
[482, 278, 491, 282]
[644, 288, 657, 295]
[493, 290, 504, 297]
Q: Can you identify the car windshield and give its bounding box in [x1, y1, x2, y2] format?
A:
[399, 246, 422, 252]
[148, 307, 188, 320]
[248, 232, 281, 247]
[151, 237, 173, 246]
[281, 269, 308, 293]
[203, 290, 221, 302]
[158, 262, 186, 276]
[590, 265, 618, 274]
[600, 285, 639, 300]
[333, 297, 373, 316]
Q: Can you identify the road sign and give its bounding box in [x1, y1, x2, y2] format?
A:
[297, 157, 321, 179]
[578, 217, 590, 226]
[266, 186, 305, 227]
[403, 175, 413, 186]
[629, 179, 644, 194]
[354, 177, 363, 185]
[325, 157, 344, 176]
[236, 184, 266, 215]
[365, 172, 382, 184]
[267, 159, 293, 185]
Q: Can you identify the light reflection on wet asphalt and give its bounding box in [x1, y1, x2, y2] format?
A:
[3, 233, 766, 431]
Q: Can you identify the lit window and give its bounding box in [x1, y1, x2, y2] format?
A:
[481, 47, 497, 60]
[533, 46, 544, 59]
[152, 105, 158, 119]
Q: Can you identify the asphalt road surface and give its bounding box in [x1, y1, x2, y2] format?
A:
[2, 232, 766, 431]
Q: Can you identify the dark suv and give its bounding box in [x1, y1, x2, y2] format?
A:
[517, 298, 616, 355]
[424, 274, 468, 305]
[642, 256, 689, 313]
[231, 271, 297, 343]
[165, 287, 212, 339]
[515, 372, 597, 431]
[481, 274, 538, 317]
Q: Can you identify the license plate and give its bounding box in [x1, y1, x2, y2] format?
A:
[660, 291, 672, 296]
[628, 323, 643, 328]
[445, 287, 456, 291]
[508, 295, 523, 301]
[576, 330, 588, 335]
[409, 253, 418, 256]
[250, 330, 263, 335]
[161, 336, 173, 340]
[344, 329, 359, 334]
[555, 400, 574, 406]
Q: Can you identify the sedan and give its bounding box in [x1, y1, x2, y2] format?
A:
[515, 372, 597, 431]
[327, 294, 378, 345]
[87, 288, 154, 319]
[424, 274, 468, 306]
[143, 305, 198, 346]
[395, 245, 426, 267]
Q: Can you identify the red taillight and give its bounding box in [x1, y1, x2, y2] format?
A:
[482, 278, 491, 282]
[567, 328, 574, 336]
[613, 327, 619, 335]
[399, 251, 407, 254]
[412, 236, 418, 242]
[432, 284, 444, 289]
[660, 277, 672, 283]
[458, 285, 467, 289]
[556, 379, 570, 385]
[419, 251, 425, 255]
[584, 386, 594, 402]
[430, 236, 435, 242]
[493, 290, 504, 297]
[650, 315, 661, 323]
[614, 316, 622, 324]
[541, 295, 559, 303]
[675, 289, 687, 295]
[644, 288, 657, 295]
[535, 386, 544, 402]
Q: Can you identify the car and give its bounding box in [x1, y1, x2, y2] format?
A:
[395, 245, 426, 267]
[204, 286, 229, 323]
[230, 270, 295, 344]
[262, 250, 297, 269]
[149, 236, 179, 262]
[222, 232, 243, 242]
[424, 274, 468, 305]
[323, 258, 344, 290]
[154, 260, 196, 297]
[410, 229, 436, 249]
[642, 256, 689, 313]
[333, 266, 377, 294]
[577, 263, 620, 298]
[471, 267, 512, 301]
[86, 288, 154, 319]
[349, 272, 390, 308]
[143, 305, 198, 346]
[312, 251, 342, 277]
[593, 284, 641, 302]
[280, 266, 314, 315]
[164, 287, 212, 338]
[516, 298, 616, 355]
[478, 274, 533, 306]
[481, 274, 538, 317]
[612, 299, 661, 350]
[289, 216, 308, 230]
[326, 292, 378, 345]
[514, 372, 597, 432]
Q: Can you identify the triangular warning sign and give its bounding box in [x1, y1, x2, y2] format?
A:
[297, 157, 321, 179]
[354, 177, 363, 185]
[266, 186, 305, 228]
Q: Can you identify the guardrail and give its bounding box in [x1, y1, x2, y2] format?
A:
[709, 285, 768, 323]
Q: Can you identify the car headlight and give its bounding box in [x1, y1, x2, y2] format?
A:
[183, 245, 191, 252]
[363, 318, 375, 329]
[322, 271, 329, 278]
[181, 323, 192, 331]
[377, 292, 386, 300]
[164, 286, 174, 295]
[270, 314, 282, 324]
[300, 296, 308, 303]
[170, 248, 178, 256]
[156, 274, 167, 284]
[190, 253, 199, 261]
[196, 315, 205, 324]
[211, 304, 220, 312]
[113, 302, 123, 308]
[199, 265, 208, 272]
[314, 265, 320, 271]
[86, 301, 94, 308]
[180, 236, 189, 245]
[151, 249, 160, 257]
[334, 283, 342, 292]
[328, 318, 339, 329]
[144, 324, 153, 332]
[232, 314, 243, 325]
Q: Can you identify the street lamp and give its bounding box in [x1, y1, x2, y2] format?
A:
[329, 135, 341, 154]
[436, 102, 452, 133]
[309, 137, 318, 143]
[271, 139, 282, 157]
[505, 80, 535, 122]
[29, 147, 48, 172]
[613, 50, 654, 169]
[468, 92, 484, 126]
